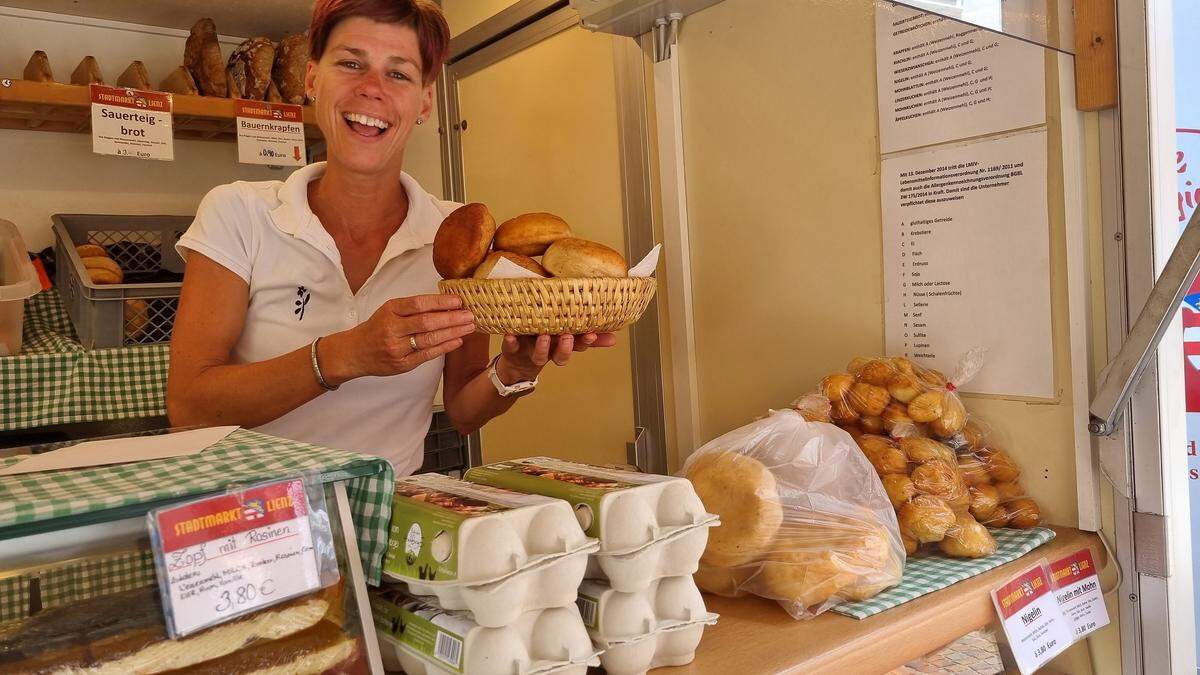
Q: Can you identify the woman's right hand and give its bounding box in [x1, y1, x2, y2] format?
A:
[321, 295, 475, 384]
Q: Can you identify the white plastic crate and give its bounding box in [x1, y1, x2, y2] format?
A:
[0, 220, 40, 356]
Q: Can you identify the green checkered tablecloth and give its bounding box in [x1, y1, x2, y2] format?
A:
[0, 428, 395, 589]
[0, 290, 169, 431]
[832, 527, 1056, 619]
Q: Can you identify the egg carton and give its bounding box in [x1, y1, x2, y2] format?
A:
[396, 546, 593, 628]
[384, 473, 598, 627]
[372, 587, 601, 675]
[585, 521, 712, 593]
[575, 577, 718, 675]
[463, 458, 718, 557]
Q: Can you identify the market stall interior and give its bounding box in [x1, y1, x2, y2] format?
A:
[0, 0, 1188, 672]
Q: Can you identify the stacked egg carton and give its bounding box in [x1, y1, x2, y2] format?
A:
[371, 473, 602, 674]
[464, 458, 720, 675]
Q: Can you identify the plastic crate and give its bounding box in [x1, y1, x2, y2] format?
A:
[0, 220, 40, 356]
[419, 410, 468, 475]
[52, 214, 189, 349]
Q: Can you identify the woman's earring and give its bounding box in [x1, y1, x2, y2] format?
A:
[309, 94, 316, 102]
[416, 118, 424, 125]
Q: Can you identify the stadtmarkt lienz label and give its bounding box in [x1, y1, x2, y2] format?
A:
[151, 478, 323, 636]
[235, 99, 306, 166]
[1049, 549, 1110, 640]
[90, 84, 173, 161]
[991, 563, 1073, 674]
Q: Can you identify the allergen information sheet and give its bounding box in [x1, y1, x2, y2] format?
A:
[882, 128, 1054, 398]
[875, 3, 1046, 154]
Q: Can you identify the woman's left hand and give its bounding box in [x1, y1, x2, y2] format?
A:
[495, 333, 617, 383]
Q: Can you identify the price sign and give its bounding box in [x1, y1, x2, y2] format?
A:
[1049, 549, 1110, 640]
[90, 84, 174, 161]
[235, 99, 306, 166]
[991, 563, 1072, 674]
[150, 478, 324, 637]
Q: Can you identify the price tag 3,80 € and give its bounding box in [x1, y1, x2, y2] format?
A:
[149, 477, 325, 637]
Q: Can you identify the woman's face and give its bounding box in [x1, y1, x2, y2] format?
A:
[305, 16, 434, 177]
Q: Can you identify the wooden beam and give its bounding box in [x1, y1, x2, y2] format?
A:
[1074, 0, 1118, 111]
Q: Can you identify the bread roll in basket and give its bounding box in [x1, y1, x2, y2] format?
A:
[435, 204, 657, 335]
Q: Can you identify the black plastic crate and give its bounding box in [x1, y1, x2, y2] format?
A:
[419, 411, 468, 475]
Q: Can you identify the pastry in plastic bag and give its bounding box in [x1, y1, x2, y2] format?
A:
[951, 427, 1044, 530]
[881, 474, 916, 509]
[687, 451, 783, 567]
[682, 410, 904, 620]
[797, 350, 1035, 555]
[938, 514, 997, 558]
[898, 495, 955, 543]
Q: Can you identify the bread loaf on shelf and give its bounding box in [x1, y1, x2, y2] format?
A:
[185, 19, 227, 97]
[226, 62, 245, 98]
[70, 56, 104, 85]
[229, 37, 275, 100]
[23, 50, 54, 82]
[273, 32, 310, 104]
[116, 60, 151, 90]
[158, 66, 199, 96]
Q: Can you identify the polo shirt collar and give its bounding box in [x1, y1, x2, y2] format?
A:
[268, 162, 439, 270]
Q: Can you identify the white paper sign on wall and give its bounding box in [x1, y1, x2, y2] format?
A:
[235, 99, 306, 166]
[90, 84, 174, 161]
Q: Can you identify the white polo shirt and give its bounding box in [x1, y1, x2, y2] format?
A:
[177, 162, 460, 475]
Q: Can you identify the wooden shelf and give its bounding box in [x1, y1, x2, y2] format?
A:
[0, 79, 322, 142]
[662, 526, 1106, 675]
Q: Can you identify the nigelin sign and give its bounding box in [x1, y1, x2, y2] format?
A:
[235, 100, 306, 166]
[90, 84, 173, 161]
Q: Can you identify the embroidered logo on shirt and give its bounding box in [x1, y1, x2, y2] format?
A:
[294, 286, 310, 320]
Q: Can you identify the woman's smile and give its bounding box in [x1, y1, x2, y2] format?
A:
[342, 111, 392, 138]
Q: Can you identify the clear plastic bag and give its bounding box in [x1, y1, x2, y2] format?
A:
[680, 409, 904, 619]
[799, 352, 1000, 558]
[947, 419, 1044, 530]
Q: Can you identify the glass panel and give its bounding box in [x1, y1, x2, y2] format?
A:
[889, 0, 1074, 54]
[455, 25, 637, 466]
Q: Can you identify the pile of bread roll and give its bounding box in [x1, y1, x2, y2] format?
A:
[433, 203, 628, 280]
[801, 356, 1043, 559]
[74, 244, 147, 341]
[19, 18, 308, 104]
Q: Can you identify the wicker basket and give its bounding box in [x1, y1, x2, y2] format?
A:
[438, 277, 656, 335]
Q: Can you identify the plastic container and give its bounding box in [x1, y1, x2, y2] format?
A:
[0, 220, 40, 357]
[372, 588, 600, 675]
[51, 213, 189, 348]
[383, 474, 598, 627]
[576, 576, 718, 675]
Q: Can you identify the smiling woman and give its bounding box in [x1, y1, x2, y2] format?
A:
[165, 0, 616, 475]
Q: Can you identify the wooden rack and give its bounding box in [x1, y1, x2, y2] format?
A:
[0, 79, 322, 142]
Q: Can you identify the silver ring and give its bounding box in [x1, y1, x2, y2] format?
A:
[409, 335, 419, 351]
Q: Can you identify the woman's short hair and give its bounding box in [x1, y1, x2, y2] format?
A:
[309, 0, 450, 84]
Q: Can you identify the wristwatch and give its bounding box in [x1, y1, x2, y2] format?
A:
[488, 355, 537, 397]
